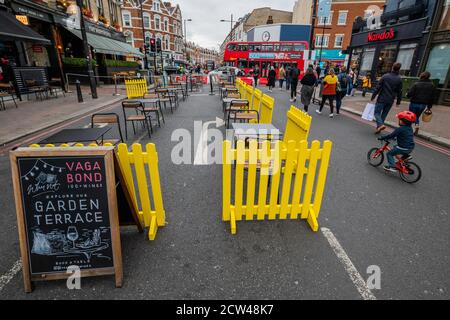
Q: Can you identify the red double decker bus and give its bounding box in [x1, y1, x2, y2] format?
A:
[223, 41, 309, 78]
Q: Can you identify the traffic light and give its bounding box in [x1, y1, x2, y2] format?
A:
[143, 44, 149, 55]
[156, 38, 162, 53]
[149, 38, 156, 53]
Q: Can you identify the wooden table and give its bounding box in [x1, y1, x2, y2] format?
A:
[38, 127, 111, 145]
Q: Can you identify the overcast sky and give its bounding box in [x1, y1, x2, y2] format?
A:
[174, 0, 296, 50]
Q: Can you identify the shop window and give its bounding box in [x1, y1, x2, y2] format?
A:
[143, 13, 150, 29]
[315, 35, 329, 48]
[396, 43, 417, 76]
[350, 48, 363, 72]
[334, 35, 344, 48]
[122, 11, 132, 27]
[360, 46, 376, 76]
[439, 0, 450, 30]
[338, 11, 347, 25]
[164, 18, 169, 32]
[318, 12, 333, 25]
[376, 44, 397, 78]
[425, 43, 450, 86]
[155, 16, 161, 30]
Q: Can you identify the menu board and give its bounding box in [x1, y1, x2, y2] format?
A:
[10, 147, 122, 292]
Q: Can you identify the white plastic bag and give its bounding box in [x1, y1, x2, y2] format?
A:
[362, 102, 376, 121]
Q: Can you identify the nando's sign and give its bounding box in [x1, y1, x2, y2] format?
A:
[367, 28, 396, 42]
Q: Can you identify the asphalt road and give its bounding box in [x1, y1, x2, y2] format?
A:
[0, 85, 449, 299]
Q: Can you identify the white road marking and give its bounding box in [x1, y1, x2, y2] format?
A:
[83, 123, 108, 128]
[321, 227, 377, 300]
[0, 260, 22, 292]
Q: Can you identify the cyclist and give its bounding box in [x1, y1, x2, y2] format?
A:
[378, 111, 416, 172]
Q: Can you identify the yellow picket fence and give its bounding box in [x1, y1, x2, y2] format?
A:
[283, 106, 312, 145]
[222, 139, 333, 234]
[260, 94, 275, 124]
[125, 78, 148, 99]
[116, 143, 165, 240]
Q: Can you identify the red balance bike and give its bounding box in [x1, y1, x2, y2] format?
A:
[367, 139, 422, 183]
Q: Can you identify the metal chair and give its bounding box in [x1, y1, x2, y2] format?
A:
[91, 113, 124, 145]
[143, 93, 165, 127]
[122, 101, 152, 140]
[155, 88, 174, 113]
[226, 99, 259, 129]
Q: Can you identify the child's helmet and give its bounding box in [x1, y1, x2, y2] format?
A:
[396, 111, 417, 123]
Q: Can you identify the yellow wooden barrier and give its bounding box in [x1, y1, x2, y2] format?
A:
[260, 94, 275, 124]
[245, 84, 254, 106]
[222, 139, 332, 234]
[116, 143, 165, 240]
[125, 78, 148, 99]
[283, 106, 312, 146]
[249, 89, 263, 124]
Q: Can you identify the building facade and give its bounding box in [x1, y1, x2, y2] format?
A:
[0, 0, 140, 89]
[421, 0, 450, 105]
[220, 7, 293, 55]
[312, 0, 385, 64]
[185, 41, 220, 66]
[120, 0, 184, 68]
[348, 0, 439, 80]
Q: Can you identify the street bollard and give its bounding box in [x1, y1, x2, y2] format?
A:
[113, 74, 120, 96]
[209, 74, 214, 96]
[75, 80, 83, 103]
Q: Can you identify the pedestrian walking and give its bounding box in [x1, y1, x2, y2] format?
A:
[316, 68, 338, 118]
[285, 65, 292, 91]
[289, 65, 300, 102]
[362, 73, 372, 97]
[371, 62, 403, 134]
[300, 67, 317, 113]
[268, 66, 276, 92]
[252, 65, 259, 87]
[347, 68, 355, 96]
[407, 71, 436, 135]
[335, 66, 350, 115]
[278, 66, 285, 90]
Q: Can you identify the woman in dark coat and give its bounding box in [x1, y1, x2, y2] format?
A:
[300, 67, 317, 112]
[407, 71, 436, 135]
[268, 66, 276, 92]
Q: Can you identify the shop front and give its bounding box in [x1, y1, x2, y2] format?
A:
[348, 17, 429, 79]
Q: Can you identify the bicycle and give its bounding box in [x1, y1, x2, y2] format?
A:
[367, 140, 422, 183]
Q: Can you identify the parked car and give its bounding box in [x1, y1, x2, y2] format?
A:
[208, 66, 242, 80]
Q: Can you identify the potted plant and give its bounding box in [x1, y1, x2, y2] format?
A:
[112, 21, 121, 31]
[82, 7, 94, 19]
[98, 15, 108, 25]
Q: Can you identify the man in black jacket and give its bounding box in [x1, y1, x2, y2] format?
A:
[371, 62, 403, 134]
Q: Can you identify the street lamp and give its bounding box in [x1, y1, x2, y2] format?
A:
[220, 14, 234, 41]
[139, 0, 149, 70]
[184, 19, 192, 63]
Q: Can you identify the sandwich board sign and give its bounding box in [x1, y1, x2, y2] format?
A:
[10, 146, 123, 292]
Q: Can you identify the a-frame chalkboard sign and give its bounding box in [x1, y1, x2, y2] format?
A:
[10, 146, 123, 292]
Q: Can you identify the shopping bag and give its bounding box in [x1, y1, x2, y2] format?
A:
[422, 108, 432, 122]
[361, 103, 376, 121]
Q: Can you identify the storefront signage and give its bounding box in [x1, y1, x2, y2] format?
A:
[11, 4, 52, 23]
[32, 45, 43, 53]
[16, 15, 29, 25]
[10, 147, 123, 292]
[367, 28, 396, 42]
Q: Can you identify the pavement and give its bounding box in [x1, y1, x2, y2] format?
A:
[0, 84, 449, 299]
[331, 92, 450, 148]
[0, 86, 125, 146]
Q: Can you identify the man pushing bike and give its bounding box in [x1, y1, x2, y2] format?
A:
[378, 111, 416, 172]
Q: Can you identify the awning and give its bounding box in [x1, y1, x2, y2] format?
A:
[0, 10, 51, 44]
[65, 28, 143, 58]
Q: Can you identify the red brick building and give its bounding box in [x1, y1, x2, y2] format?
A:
[121, 0, 184, 65]
[313, 0, 385, 60]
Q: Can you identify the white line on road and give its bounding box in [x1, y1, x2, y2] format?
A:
[0, 260, 22, 292]
[321, 227, 377, 300]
